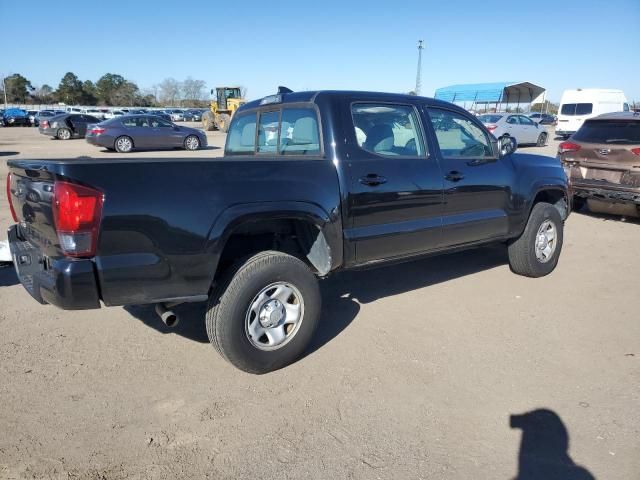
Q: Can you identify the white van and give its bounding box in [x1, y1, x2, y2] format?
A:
[556, 89, 629, 138]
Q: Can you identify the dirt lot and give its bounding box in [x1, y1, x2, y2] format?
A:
[0, 126, 638, 479]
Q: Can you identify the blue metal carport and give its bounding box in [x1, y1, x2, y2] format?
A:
[434, 81, 545, 110]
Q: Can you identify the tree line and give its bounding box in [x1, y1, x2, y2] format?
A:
[1, 72, 213, 107]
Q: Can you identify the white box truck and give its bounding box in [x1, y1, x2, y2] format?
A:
[556, 89, 629, 139]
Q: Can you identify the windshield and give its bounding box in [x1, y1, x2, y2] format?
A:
[478, 114, 503, 123]
[561, 103, 593, 116]
[573, 120, 640, 144]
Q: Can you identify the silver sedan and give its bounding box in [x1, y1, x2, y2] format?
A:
[478, 113, 548, 148]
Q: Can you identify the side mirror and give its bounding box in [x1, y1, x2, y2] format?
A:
[497, 137, 517, 158]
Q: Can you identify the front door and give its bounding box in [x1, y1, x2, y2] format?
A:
[344, 101, 444, 264]
[425, 107, 513, 247]
[517, 115, 540, 144]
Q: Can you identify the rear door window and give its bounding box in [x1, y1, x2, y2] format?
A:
[351, 103, 425, 156]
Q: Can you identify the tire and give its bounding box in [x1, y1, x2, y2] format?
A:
[508, 202, 564, 278]
[184, 135, 200, 151]
[57, 128, 71, 140]
[202, 112, 215, 131]
[536, 132, 547, 147]
[217, 114, 230, 133]
[114, 135, 133, 153]
[206, 251, 321, 374]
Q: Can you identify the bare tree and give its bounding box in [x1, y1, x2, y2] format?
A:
[181, 77, 206, 107]
[240, 86, 248, 98]
[159, 77, 180, 106]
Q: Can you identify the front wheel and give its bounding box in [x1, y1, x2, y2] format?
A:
[184, 135, 200, 151]
[508, 202, 564, 278]
[536, 132, 547, 147]
[217, 114, 230, 133]
[206, 251, 321, 374]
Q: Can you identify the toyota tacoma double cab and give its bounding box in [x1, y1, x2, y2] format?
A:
[6, 89, 570, 373]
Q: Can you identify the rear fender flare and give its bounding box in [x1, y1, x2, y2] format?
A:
[206, 201, 343, 275]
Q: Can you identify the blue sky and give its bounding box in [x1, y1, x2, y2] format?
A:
[1, 0, 639, 103]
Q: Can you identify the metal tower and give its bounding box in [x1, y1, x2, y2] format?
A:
[415, 40, 424, 95]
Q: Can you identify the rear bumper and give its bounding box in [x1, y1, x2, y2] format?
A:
[8, 225, 101, 310]
[572, 183, 640, 205]
[85, 135, 109, 147]
[39, 127, 58, 137]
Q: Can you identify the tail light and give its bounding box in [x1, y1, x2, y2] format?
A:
[53, 181, 104, 257]
[631, 147, 640, 156]
[486, 124, 497, 133]
[558, 141, 581, 154]
[41, 120, 49, 128]
[90, 126, 106, 135]
[6, 173, 18, 222]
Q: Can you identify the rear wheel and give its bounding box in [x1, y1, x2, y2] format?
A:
[508, 202, 564, 278]
[536, 132, 547, 147]
[206, 251, 321, 374]
[184, 135, 200, 151]
[114, 135, 133, 153]
[57, 128, 71, 140]
[202, 112, 216, 131]
[217, 114, 230, 133]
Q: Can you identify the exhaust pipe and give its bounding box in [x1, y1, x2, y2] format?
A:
[155, 303, 179, 328]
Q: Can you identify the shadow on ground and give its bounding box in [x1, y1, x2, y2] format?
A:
[0, 265, 19, 287]
[127, 245, 507, 357]
[574, 205, 640, 224]
[511, 408, 595, 480]
[0, 151, 19, 156]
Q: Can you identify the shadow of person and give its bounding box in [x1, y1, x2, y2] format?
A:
[510, 409, 596, 480]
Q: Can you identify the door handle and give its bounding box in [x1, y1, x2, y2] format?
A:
[359, 174, 387, 186]
[445, 171, 465, 182]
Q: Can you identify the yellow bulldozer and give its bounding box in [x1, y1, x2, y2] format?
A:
[201, 86, 245, 132]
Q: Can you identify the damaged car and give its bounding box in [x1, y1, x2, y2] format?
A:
[559, 112, 640, 217]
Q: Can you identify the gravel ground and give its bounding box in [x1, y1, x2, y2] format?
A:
[0, 125, 638, 480]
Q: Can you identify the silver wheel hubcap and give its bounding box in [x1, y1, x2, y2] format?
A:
[186, 136, 199, 150]
[535, 219, 557, 263]
[60, 129, 70, 139]
[117, 137, 131, 151]
[245, 282, 304, 351]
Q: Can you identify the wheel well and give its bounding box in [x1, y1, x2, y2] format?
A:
[532, 189, 568, 220]
[215, 219, 332, 281]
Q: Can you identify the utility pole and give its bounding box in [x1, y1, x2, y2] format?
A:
[415, 40, 424, 96]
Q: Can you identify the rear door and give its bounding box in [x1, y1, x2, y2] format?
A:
[425, 107, 512, 246]
[343, 101, 444, 263]
[122, 116, 152, 148]
[517, 115, 540, 143]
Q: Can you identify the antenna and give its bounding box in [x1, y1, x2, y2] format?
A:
[415, 40, 424, 96]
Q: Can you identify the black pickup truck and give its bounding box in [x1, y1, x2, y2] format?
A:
[6, 90, 570, 373]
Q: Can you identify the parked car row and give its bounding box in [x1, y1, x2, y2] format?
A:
[36, 112, 207, 152]
[1, 107, 208, 126]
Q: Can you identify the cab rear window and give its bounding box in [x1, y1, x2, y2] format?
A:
[561, 103, 593, 116]
[573, 121, 640, 144]
[226, 107, 321, 156]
